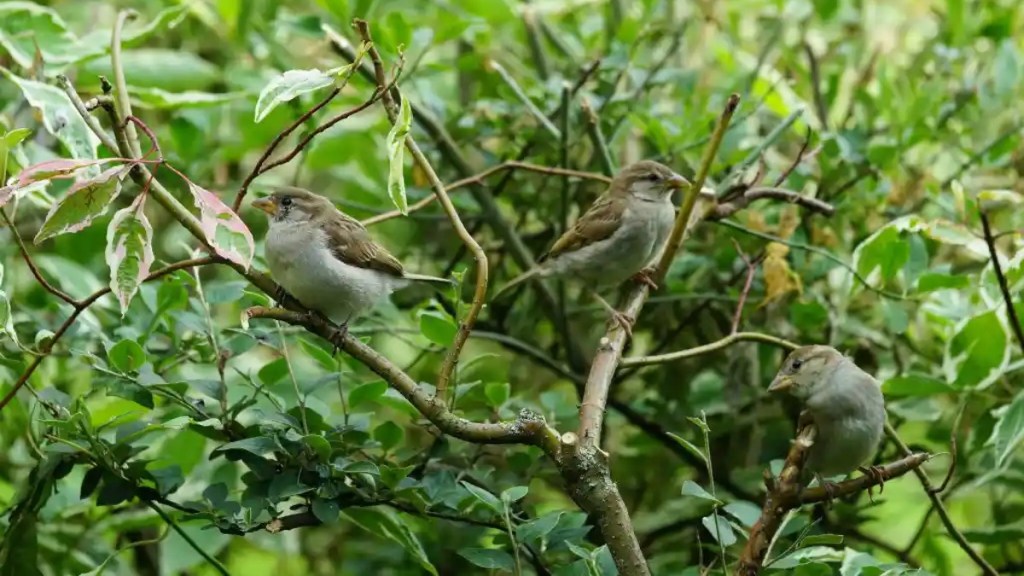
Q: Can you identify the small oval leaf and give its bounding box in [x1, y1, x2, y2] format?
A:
[186, 181, 254, 269]
[105, 194, 154, 315]
[254, 69, 335, 123]
[34, 164, 128, 244]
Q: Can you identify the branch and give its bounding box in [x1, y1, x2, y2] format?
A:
[711, 186, 835, 220]
[242, 307, 561, 455]
[736, 423, 930, 575]
[355, 19, 487, 401]
[979, 208, 1024, 355]
[0, 209, 78, 307]
[621, 332, 798, 367]
[884, 423, 999, 576]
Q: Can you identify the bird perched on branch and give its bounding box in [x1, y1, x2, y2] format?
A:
[252, 187, 451, 332]
[768, 345, 887, 492]
[493, 160, 709, 336]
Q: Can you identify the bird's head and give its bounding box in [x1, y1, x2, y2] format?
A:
[251, 187, 333, 224]
[615, 160, 690, 202]
[768, 345, 844, 400]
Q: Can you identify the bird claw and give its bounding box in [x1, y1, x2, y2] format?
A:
[606, 311, 635, 339]
[273, 285, 290, 307]
[859, 465, 887, 502]
[328, 321, 350, 356]
[631, 267, 659, 290]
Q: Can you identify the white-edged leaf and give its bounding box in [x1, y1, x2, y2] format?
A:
[384, 96, 413, 214]
[2, 70, 100, 171]
[987, 392, 1024, 468]
[34, 164, 128, 243]
[943, 309, 1010, 390]
[105, 194, 154, 315]
[17, 158, 118, 187]
[131, 87, 244, 110]
[0, 289, 17, 346]
[186, 181, 254, 269]
[254, 69, 334, 122]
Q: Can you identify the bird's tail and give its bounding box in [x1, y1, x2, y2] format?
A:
[492, 268, 541, 301]
[403, 273, 456, 286]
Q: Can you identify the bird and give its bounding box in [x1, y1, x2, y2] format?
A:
[768, 345, 887, 497]
[251, 187, 452, 334]
[493, 160, 706, 336]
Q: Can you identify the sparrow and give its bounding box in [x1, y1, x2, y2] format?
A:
[251, 187, 451, 331]
[494, 160, 707, 335]
[768, 345, 887, 494]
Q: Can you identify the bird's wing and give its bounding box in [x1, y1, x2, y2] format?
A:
[541, 193, 626, 262]
[321, 212, 405, 277]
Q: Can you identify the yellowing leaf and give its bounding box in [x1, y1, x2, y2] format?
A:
[760, 242, 801, 307]
[105, 194, 154, 315]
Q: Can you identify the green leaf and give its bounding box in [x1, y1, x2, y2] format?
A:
[798, 534, 844, 547]
[962, 519, 1024, 544]
[854, 226, 908, 283]
[2, 70, 100, 169]
[302, 435, 332, 462]
[701, 513, 736, 546]
[312, 497, 340, 524]
[722, 501, 762, 527]
[516, 511, 563, 543]
[945, 310, 1010, 389]
[373, 421, 403, 451]
[34, 165, 128, 243]
[460, 481, 503, 514]
[681, 480, 722, 505]
[667, 432, 707, 465]
[501, 485, 528, 504]
[986, 392, 1024, 468]
[417, 308, 456, 346]
[107, 339, 146, 373]
[185, 180, 254, 269]
[457, 548, 515, 571]
[0, 290, 17, 346]
[882, 374, 953, 397]
[254, 69, 335, 123]
[484, 382, 510, 408]
[131, 87, 243, 110]
[105, 194, 154, 315]
[343, 508, 438, 575]
[916, 272, 970, 293]
[384, 96, 413, 214]
[348, 380, 388, 408]
[300, 339, 337, 371]
[211, 436, 279, 459]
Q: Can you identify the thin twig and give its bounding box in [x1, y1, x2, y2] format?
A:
[772, 128, 813, 187]
[979, 209, 1024, 355]
[730, 240, 757, 334]
[803, 41, 828, 131]
[0, 209, 79, 306]
[581, 98, 615, 176]
[361, 161, 610, 226]
[622, 331, 797, 367]
[146, 501, 229, 576]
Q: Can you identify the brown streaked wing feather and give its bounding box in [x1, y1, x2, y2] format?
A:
[321, 213, 405, 277]
[541, 193, 627, 262]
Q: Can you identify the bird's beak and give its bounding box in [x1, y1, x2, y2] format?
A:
[251, 197, 278, 216]
[768, 374, 793, 393]
[666, 175, 690, 191]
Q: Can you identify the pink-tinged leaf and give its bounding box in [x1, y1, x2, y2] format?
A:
[17, 158, 119, 186]
[34, 164, 129, 244]
[187, 181, 254, 269]
[105, 194, 154, 315]
[0, 185, 16, 208]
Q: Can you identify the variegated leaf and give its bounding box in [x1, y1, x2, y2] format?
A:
[105, 194, 154, 315]
[186, 181, 254, 269]
[34, 164, 128, 244]
[385, 96, 413, 214]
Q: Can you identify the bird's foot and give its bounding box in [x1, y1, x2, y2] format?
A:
[606, 310, 635, 339]
[812, 473, 840, 509]
[859, 464, 887, 502]
[273, 285, 290, 307]
[631, 267, 659, 291]
[328, 321, 350, 356]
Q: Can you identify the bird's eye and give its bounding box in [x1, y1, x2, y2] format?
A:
[791, 359, 803, 371]
[642, 173, 660, 182]
[280, 197, 293, 207]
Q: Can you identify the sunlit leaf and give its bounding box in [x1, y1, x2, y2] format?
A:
[105, 193, 154, 315]
[384, 96, 413, 213]
[986, 392, 1024, 468]
[253, 69, 335, 122]
[943, 310, 1010, 389]
[34, 164, 128, 243]
[185, 181, 254, 269]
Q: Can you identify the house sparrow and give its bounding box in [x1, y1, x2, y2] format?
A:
[768, 345, 886, 489]
[252, 187, 451, 330]
[494, 160, 707, 334]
